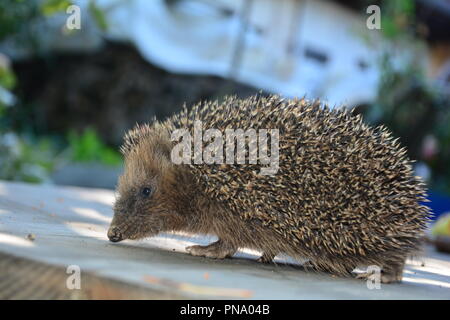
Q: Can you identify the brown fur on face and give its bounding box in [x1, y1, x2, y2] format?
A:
[108, 127, 195, 241]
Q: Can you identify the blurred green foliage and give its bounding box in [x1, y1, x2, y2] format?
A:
[0, 0, 118, 184]
[0, 125, 122, 184]
[0, 0, 75, 48]
[0, 0, 38, 42]
[0, 65, 16, 90]
[41, 0, 72, 16]
[68, 128, 122, 166]
[367, 55, 450, 194]
[88, 0, 108, 31]
[363, 0, 450, 195]
[380, 0, 416, 39]
[0, 133, 56, 183]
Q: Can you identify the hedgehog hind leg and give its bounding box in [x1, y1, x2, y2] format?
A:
[186, 239, 237, 259]
[381, 263, 404, 283]
[355, 261, 405, 284]
[308, 255, 406, 283]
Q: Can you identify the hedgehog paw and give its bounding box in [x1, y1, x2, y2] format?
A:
[257, 252, 276, 264]
[186, 240, 236, 259]
[355, 267, 403, 284]
[380, 272, 402, 283]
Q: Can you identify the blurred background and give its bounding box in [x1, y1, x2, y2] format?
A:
[0, 0, 449, 219]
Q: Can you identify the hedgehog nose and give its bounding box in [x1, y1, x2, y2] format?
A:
[107, 227, 123, 243]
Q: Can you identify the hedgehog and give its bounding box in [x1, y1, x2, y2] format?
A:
[107, 95, 430, 283]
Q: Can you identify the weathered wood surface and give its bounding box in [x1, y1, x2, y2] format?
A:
[0, 181, 449, 299]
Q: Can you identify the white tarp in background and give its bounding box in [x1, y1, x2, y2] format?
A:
[3, 0, 384, 107]
[99, 0, 381, 107]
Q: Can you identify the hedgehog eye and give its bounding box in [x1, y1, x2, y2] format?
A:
[141, 187, 152, 197]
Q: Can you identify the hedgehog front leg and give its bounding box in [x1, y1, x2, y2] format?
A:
[186, 239, 237, 259]
[257, 252, 276, 263]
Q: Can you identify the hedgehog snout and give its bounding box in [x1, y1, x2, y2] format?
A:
[107, 226, 123, 243]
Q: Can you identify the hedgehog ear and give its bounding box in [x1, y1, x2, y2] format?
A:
[157, 141, 172, 161]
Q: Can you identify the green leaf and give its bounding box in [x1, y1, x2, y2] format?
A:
[398, 0, 415, 16]
[41, 0, 72, 16]
[89, 0, 108, 31]
[68, 128, 122, 166]
[0, 67, 17, 89]
[381, 16, 398, 38]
